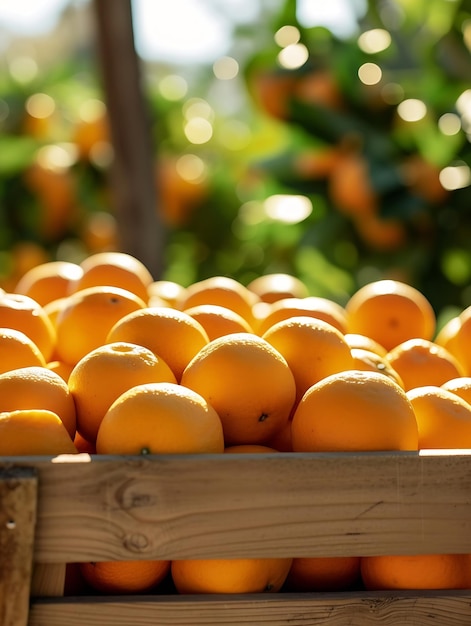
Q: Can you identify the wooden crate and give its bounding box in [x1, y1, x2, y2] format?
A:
[2, 450, 471, 626]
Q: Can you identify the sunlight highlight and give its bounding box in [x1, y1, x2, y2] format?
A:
[263, 194, 312, 223]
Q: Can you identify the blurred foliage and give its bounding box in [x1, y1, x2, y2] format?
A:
[0, 0, 470, 324]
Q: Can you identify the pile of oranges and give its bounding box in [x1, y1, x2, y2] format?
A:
[4, 251, 471, 595]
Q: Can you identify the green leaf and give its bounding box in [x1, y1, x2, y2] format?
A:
[0, 136, 38, 176]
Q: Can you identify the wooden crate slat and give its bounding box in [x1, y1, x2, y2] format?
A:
[28, 591, 471, 626]
[2, 451, 471, 563]
[0, 467, 37, 626]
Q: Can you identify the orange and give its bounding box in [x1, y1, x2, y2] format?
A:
[106, 307, 209, 382]
[361, 554, 470, 590]
[54, 285, 146, 365]
[0, 292, 56, 361]
[176, 276, 260, 328]
[147, 280, 187, 308]
[351, 348, 404, 388]
[291, 370, 418, 452]
[69, 342, 176, 443]
[73, 431, 96, 454]
[285, 556, 361, 592]
[263, 418, 293, 452]
[344, 333, 388, 357]
[441, 377, 471, 405]
[96, 382, 224, 455]
[46, 359, 75, 382]
[0, 328, 47, 374]
[14, 261, 83, 306]
[181, 333, 296, 446]
[69, 251, 154, 303]
[171, 557, 293, 594]
[224, 444, 279, 453]
[43, 296, 70, 328]
[79, 560, 170, 594]
[0, 409, 77, 455]
[0, 366, 76, 439]
[353, 215, 407, 251]
[262, 316, 354, 406]
[345, 279, 436, 351]
[328, 149, 378, 218]
[80, 210, 118, 253]
[256, 296, 348, 336]
[183, 304, 254, 341]
[246, 273, 309, 304]
[435, 307, 471, 376]
[385, 338, 464, 391]
[406, 385, 471, 449]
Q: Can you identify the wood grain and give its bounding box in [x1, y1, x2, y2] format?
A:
[1, 451, 471, 563]
[0, 467, 37, 626]
[29, 590, 471, 626]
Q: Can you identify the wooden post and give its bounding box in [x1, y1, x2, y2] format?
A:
[0, 467, 37, 626]
[92, 0, 165, 278]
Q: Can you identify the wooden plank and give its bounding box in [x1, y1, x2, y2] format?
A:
[31, 564, 66, 597]
[92, 0, 165, 278]
[28, 591, 471, 626]
[2, 451, 471, 563]
[0, 467, 37, 626]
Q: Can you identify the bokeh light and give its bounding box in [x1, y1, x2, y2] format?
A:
[397, 98, 427, 122]
[358, 63, 382, 85]
[277, 43, 309, 70]
[213, 56, 239, 80]
[158, 74, 188, 101]
[263, 194, 312, 223]
[357, 28, 392, 53]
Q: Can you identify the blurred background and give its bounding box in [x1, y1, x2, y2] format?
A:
[0, 0, 470, 327]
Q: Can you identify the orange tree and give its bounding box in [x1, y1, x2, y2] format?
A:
[0, 0, 470, 325]
[234, 0, 471, 320]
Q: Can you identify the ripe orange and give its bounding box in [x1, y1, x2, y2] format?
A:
[0, 409, 77, 455]
[46, 359, 75, 382]
[345, 279, 436, 351]
[351, 348, 404, 388]
[69, 342, 177, 443]
[176, 276, 260, 328]
[385, 338, 464, 391]
[246, 273, 309, 303]
[435, 307, 471, 376]
[361, 554, 469, 590]
[0, 366, 76, 439]
[328, 149, 378, 219]
[0, 292, 56, 361]
[344, 333, 387, 357]
[285, 556, 361, 592]
[441, 377, 471, 406]
[184, 304, 254, 341]
[181, 333, 296, 446]
[257, 296, 348, 336]
[96, 382, 224, 455]
[73, 430, 96, 454]
[291, 370, 418, 452]
[69, 251, 154, 303]
[54, 286, 146, 365]
[14, 260, 83, 306]
[147, 280, 187, 308]
[353, 215, 407, 251]
[171, 557, 293, 594]
[262, 316, 354, 406]
[406, 385, 471, 449]
[43, 296, 70, 328]
[79, 560, 170, 594]
[224, 444, 279, 453]
[0, 328, 47, 374]
[106, 307, 209, 382]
